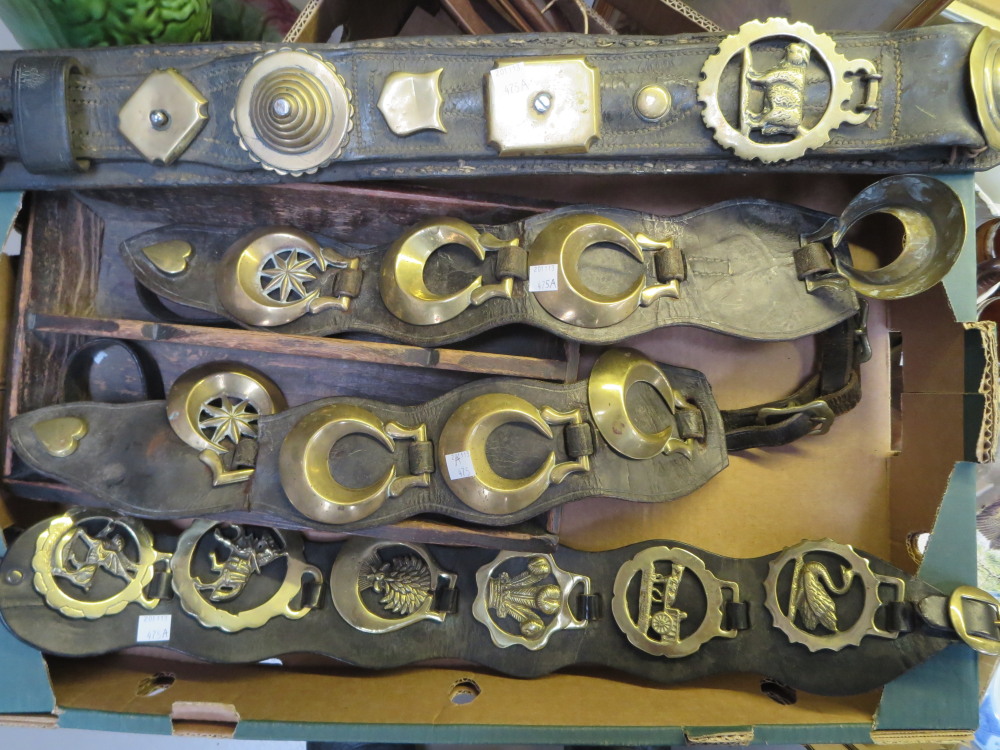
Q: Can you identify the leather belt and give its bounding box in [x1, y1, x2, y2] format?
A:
[121, 174, 962, 347]
[0, 19, 997, 190]
[9, 338, 862, 532]
[2, 509, 997, 696]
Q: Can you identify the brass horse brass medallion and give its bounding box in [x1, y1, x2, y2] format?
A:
[171, 520, 323, 632]
[764, 539, 904, 652]
[473, 552, 590, 650]
[612, 546, 739, 658]
[331, 539, 457, 633]
[32, 510, 164, 619]
[699, 18, 880, 162]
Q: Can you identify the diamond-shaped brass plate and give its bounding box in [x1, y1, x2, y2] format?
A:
[118, 68, 208, 166]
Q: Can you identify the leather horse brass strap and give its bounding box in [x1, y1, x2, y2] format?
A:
[121, 174, 963, 347]
[2, 510, 997, 696]
[0, 20, 997, 190]
[10, 340, 861, 532]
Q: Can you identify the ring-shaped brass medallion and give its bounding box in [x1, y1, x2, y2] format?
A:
[218, 227, 361, 326]
[699, 18, 879, 162]
[588, 348, 696, 460]
[171, 520, 323, 632]
[280, 403, 430, 524]
[971, 28, 1000, 150]
[438, 393, 590, 515]
[530, 213, 679, 329]
[612, 546, 740, 658]
[379, 218, 515, 325]
[31, 510, 163, 619]
[764, 539, 903, 652]
[331, 538, 457, 633]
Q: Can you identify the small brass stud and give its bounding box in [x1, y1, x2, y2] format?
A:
[634, 84, 671, 122]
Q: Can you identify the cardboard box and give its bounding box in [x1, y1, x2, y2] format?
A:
[0, 170, 989, 743]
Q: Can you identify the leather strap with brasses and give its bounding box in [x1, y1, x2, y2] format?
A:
[120, 174, 962, 347]
[2, 510, 996, 696]
[0, 19, 998, 190]
[9, 339, 861, 532]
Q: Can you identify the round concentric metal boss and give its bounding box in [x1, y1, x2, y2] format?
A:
[233, 49, 353, 175]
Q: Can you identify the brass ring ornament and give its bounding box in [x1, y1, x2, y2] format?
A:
[529, 213, 680, 328]
[764, 539, 904, 652]
[166, 362, 287, 486]
[437, 393, 591, 515]
[171, 520, 323, 632]
[31, 510, 164, 619]
[217, 226, 361, 326]
[612, 546, 740, 658]
[588, 348, 696, 460]
[971, 27, 1000, 151]
[232, 49, 353, 175]
[698, 18, 879, 162]
[801, 174, 966, 300]
[379, 218, 516, 325]
[279, 404, 430, 524]
[330, 539, 457, 634]
[473, 552, 591, 650]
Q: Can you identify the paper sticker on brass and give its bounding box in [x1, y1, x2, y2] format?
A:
[473, 551, 590, 650]
[529, 213, 679, 328]
[438, 393, 590, 515]
[380, 218, 515, 325]
[142, 240, 193, 276]
[280, 403, 430, 524]
[32, 416, 88, 458]
[171, 520, 322, 632]
[118, 68, 208, 166]
[331, 539, 457, 633]
[699, 18, 879, 162]
[764, 539, 903, 652]
[218, 227, 361, 326]
[971, 27, 1000, 150]
[613, 546, 739, 658]
[31, 510, 164, 619]
[166, 363, 286, 485]
[588, 348, 697, 460]
[232, 49, 353, 175]
[486, 57, 600, 156]
[377, 69, 446, 136]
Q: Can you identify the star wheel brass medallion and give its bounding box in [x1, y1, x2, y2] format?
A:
[764, 539, 904, 652]
[198, 393, 260, 448]
[259, 246, 321, 303]
[698, 18, 880, 162]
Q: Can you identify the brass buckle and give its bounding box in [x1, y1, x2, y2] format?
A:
[437, 393, 590, 515]
[379, 217, 516, 325]
[949, 585, 1000, 656]
[757, 399, 835, 436]
[279, 404, 431, 524]
[530, 213, 680, 329]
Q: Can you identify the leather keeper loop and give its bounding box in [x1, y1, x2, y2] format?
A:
[408, 441, 435, 475]
[565, 422, 595, 458]
[676, 408, 706, 440]
[577, 593, 603, 621]
[146, 567, 174, 601]
[725, 600, 751, 631]
[233, 438, 258, 469]
[333, 266, 363, 299]
[654, 246, 686, 282]
[12, 57, 88, 174]
[302, 578, 325, 610]
[882, 600, 913, 634]
[794, 242, 836, 280]
[434, 583, 459, 614]
[495, 244, 529, 281]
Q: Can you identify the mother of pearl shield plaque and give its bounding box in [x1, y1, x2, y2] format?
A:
[2, 510, 998, 697]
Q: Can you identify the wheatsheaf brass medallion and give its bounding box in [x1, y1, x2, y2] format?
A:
[699, 18, 879, 162]
[764, 539, 904, 652]
[171, 520, 323, 632]
[473, 552, 591, 650]
[330, 539, 457, 633]
[31, 510, 164, 619]
[612, 546, 739, 658]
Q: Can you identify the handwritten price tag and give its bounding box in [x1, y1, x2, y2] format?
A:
[445, 450, 475, 480]
[529, 264, 559, 293]
[136, 615, 172, 643]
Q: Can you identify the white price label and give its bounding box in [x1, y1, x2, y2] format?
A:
[136, 615, 172, 643]
[528, 264, 559, 293]
[444, 450, 475, 480]
[492, 62, 526, 81]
